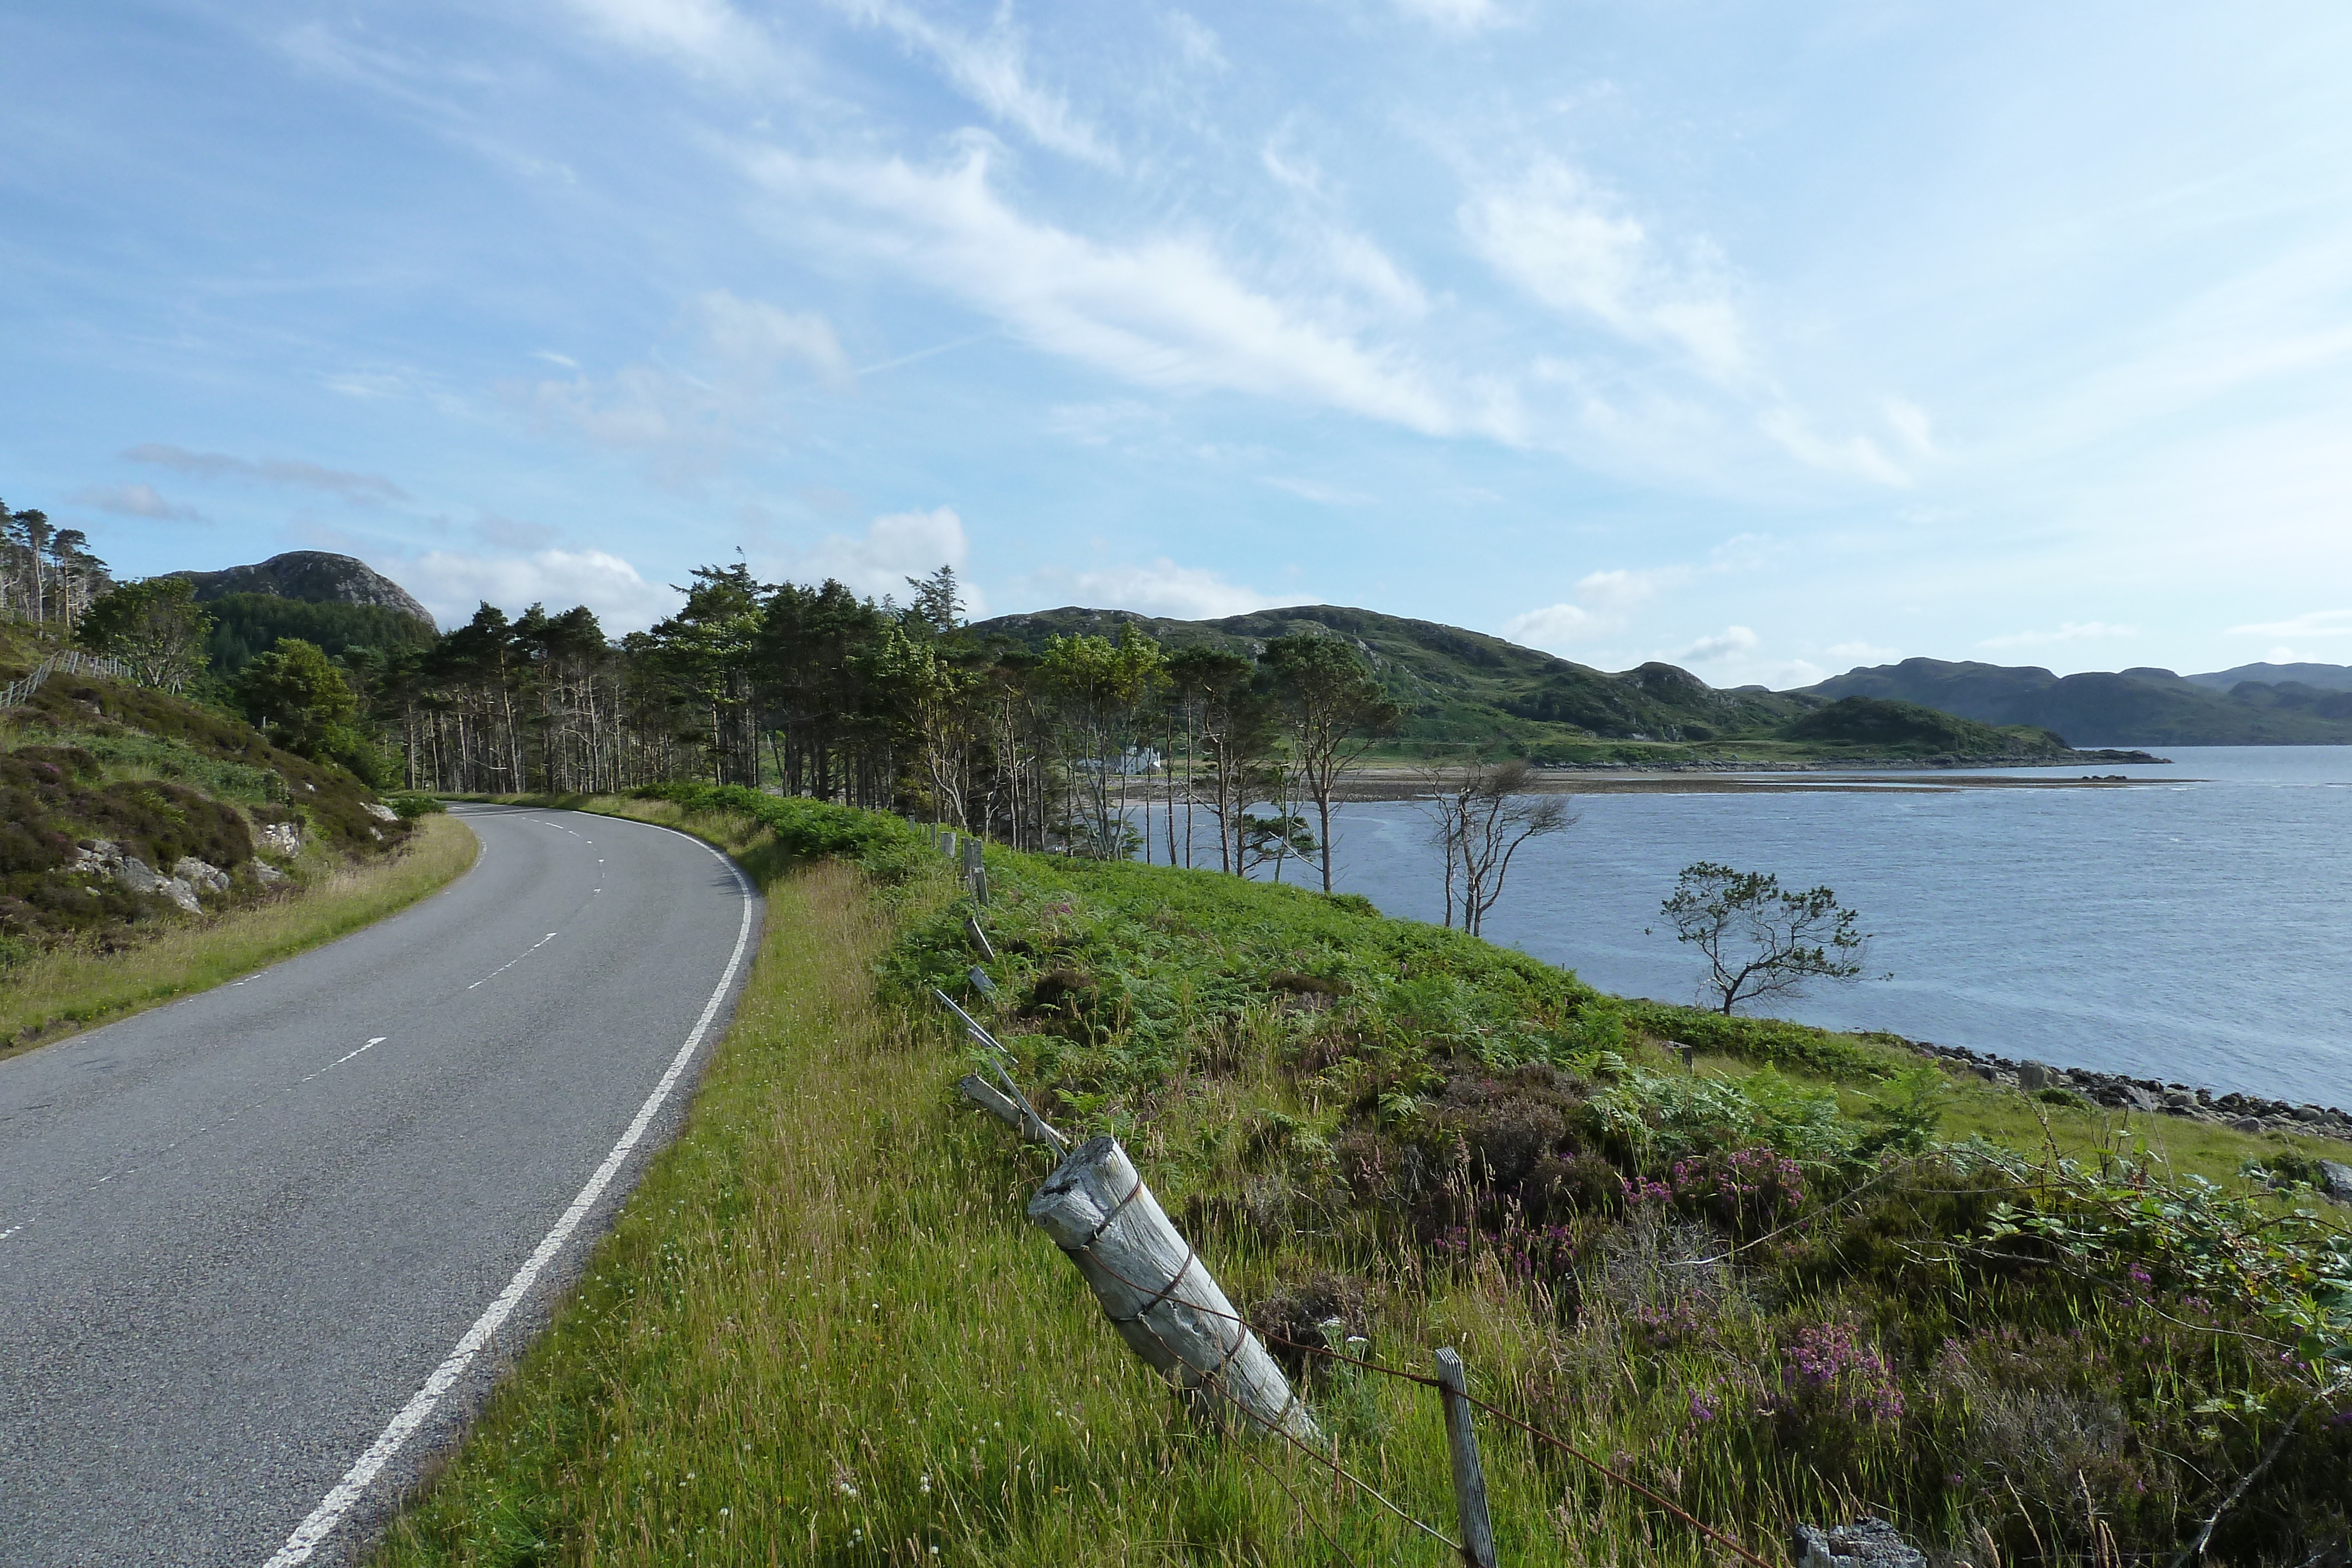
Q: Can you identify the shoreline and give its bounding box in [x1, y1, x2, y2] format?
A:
[1886, 1032, 2352, 1142]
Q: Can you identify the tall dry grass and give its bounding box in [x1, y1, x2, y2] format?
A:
[0, 813, 477, 1056]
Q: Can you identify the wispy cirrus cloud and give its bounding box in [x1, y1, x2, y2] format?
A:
[123, 444, 406, 503]
[521, 290, 849, 484]
[742, 139, 1522, 444]
[68, 482, 202, 522]
[764, 505, 983, 611]
[834, 0, 1115, 168]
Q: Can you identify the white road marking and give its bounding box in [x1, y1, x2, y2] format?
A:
[466, 933, 557, 990]
[0, 1225, 22, 1242]
[266, 825, 757, 1567]
[326, 1038, 389, 1069]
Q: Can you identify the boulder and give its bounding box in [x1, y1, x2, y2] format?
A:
[2319, 1162, 2352, 1205]
[115, 856, 201, 914]
[258, 823, 303, 858]
[362, 801, 400, 823]
[71, 839, 124, 875]
[253, 862, 288, 885]
[2017, 1061, 2051, 1091]
[1795, 1519, 1928, 1568]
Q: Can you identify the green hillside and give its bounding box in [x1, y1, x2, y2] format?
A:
[973, 605, 2073, 761]
[1786, 696, 2069, 757]
[1, 620, 411, 959]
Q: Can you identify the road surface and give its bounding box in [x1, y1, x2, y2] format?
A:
[0, 805, 758, 1564]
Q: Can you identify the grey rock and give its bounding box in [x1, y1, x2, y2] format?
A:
[1795, 1519, 1927, 1568]
[2017, 1061, 2051, 1090]
[258, 823, 303, 858]
[173, 857, 230, 895]
[71, 840, 123, 875]
[2320, 1162, 2352, 1204]
[166, 550, 433, 624]
[2230, 1115, 2264, 1133]
[253, 862, 288, 885]
[116, 857, 200, 914]
[362, 801, 400, 823]
[2122, 1085, 2163, 1113]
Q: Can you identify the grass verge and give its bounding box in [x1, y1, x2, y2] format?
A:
[376, 797, 2352, 1567]
[0, 813, 477, 1057]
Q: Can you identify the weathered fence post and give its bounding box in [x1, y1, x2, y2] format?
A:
[957, 1074, 1064, 1146]
[1435, 1348, 1498, 1568]
[1028, 1136, 1318, 1443]
[964, 914, 997, 962]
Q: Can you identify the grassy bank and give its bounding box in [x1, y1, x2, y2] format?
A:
[0, 813, 476, 1057]
[379, 792, 2351, 1567]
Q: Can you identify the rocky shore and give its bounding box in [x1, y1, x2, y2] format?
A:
[1896, 1036, 2352, 1192]
[1546, 748, 2168, 773]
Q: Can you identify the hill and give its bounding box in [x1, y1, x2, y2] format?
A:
[1, 619, 411, 960]
[970, 604, 2096, 761]
[973, 603, 1832, 757]
[1785, 696, 2068, 757]
[201, 591, 437, 676]
[2185, 660, 2352, 693]
[171, 550, 433, 626]
[1806, 658, 2352, 745]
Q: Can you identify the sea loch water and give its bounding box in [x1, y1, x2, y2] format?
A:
[1297, 748, 2352, 1106]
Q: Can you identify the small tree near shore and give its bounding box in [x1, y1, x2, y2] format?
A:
[1419, 758, 1575, 936]
[1655, 862, 1872, 1014]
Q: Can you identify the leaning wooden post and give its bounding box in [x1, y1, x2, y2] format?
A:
[1435, 1348, 1498, 1568]
[1028, 1136, 1318, 1443]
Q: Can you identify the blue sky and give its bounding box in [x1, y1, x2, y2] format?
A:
[6, 1, 2350, 685]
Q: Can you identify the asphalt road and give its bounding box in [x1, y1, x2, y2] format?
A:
[0, 805, 759, 1565]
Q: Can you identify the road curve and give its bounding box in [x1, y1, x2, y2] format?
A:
[0, 805, 759, 1565]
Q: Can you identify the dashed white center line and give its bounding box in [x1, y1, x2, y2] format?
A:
[467, 933, 557, 990]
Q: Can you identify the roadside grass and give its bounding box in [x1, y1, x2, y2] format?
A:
[376, 797, 2352, 1567]
[0, 813, 476, 1057]
[376, 801, 1855, 1568]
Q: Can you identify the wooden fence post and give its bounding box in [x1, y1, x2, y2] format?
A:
[1435, 1348, 1498, 1568]
[1028, 1136, 1318, 1443]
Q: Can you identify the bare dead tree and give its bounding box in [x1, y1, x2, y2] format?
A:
[1417, 758, 1576, 935]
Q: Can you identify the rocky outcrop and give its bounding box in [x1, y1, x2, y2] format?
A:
[69, 840, 229, 914]
[257, 822, 303, 858]
[171, 551, 432, 626]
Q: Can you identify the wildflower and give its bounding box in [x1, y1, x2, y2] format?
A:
[1688, 1391, 1717, 1423]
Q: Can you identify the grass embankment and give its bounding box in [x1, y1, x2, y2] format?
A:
[0, 813, 475, 1057]
[380, 788, 2351, 1567]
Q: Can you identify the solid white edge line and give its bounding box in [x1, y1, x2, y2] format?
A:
[263, 819, 757, 1567]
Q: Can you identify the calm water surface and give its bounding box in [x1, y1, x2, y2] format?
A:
[1281, 748, 2351, 1105]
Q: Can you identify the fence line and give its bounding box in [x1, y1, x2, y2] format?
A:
[1, 648, 134, 709]
[930, 828, 1786, 1568]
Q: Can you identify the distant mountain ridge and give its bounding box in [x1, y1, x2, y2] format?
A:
[169, 551, 433, 626]
[2185, 661, 2352, 693]
[1806, 658, 2352, 745]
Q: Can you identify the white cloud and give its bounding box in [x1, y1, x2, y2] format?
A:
[1978, 621, 2140, 649]
[2228, 608, 2352, 638]
[1573, 565, 1686, 611]
[1755, 408, 1909, 486]
[1043, 399, 1162, 446]
[1679, 624, 1758, 663]
[771, 506, 980, 610]
[1825, 640, 1903, 664]
[743, 140, 1521, 443]
[1501, 603, 1596, 647]
[403, 547, 674, 631]
[123, 444, 406, 503]
[1461, 159, 1749, 385]
[523, 290, 847, 482]
[68, 482, 202, 522]
[834, 0, 1115, 168]
[1020, 558, 1287, 620]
